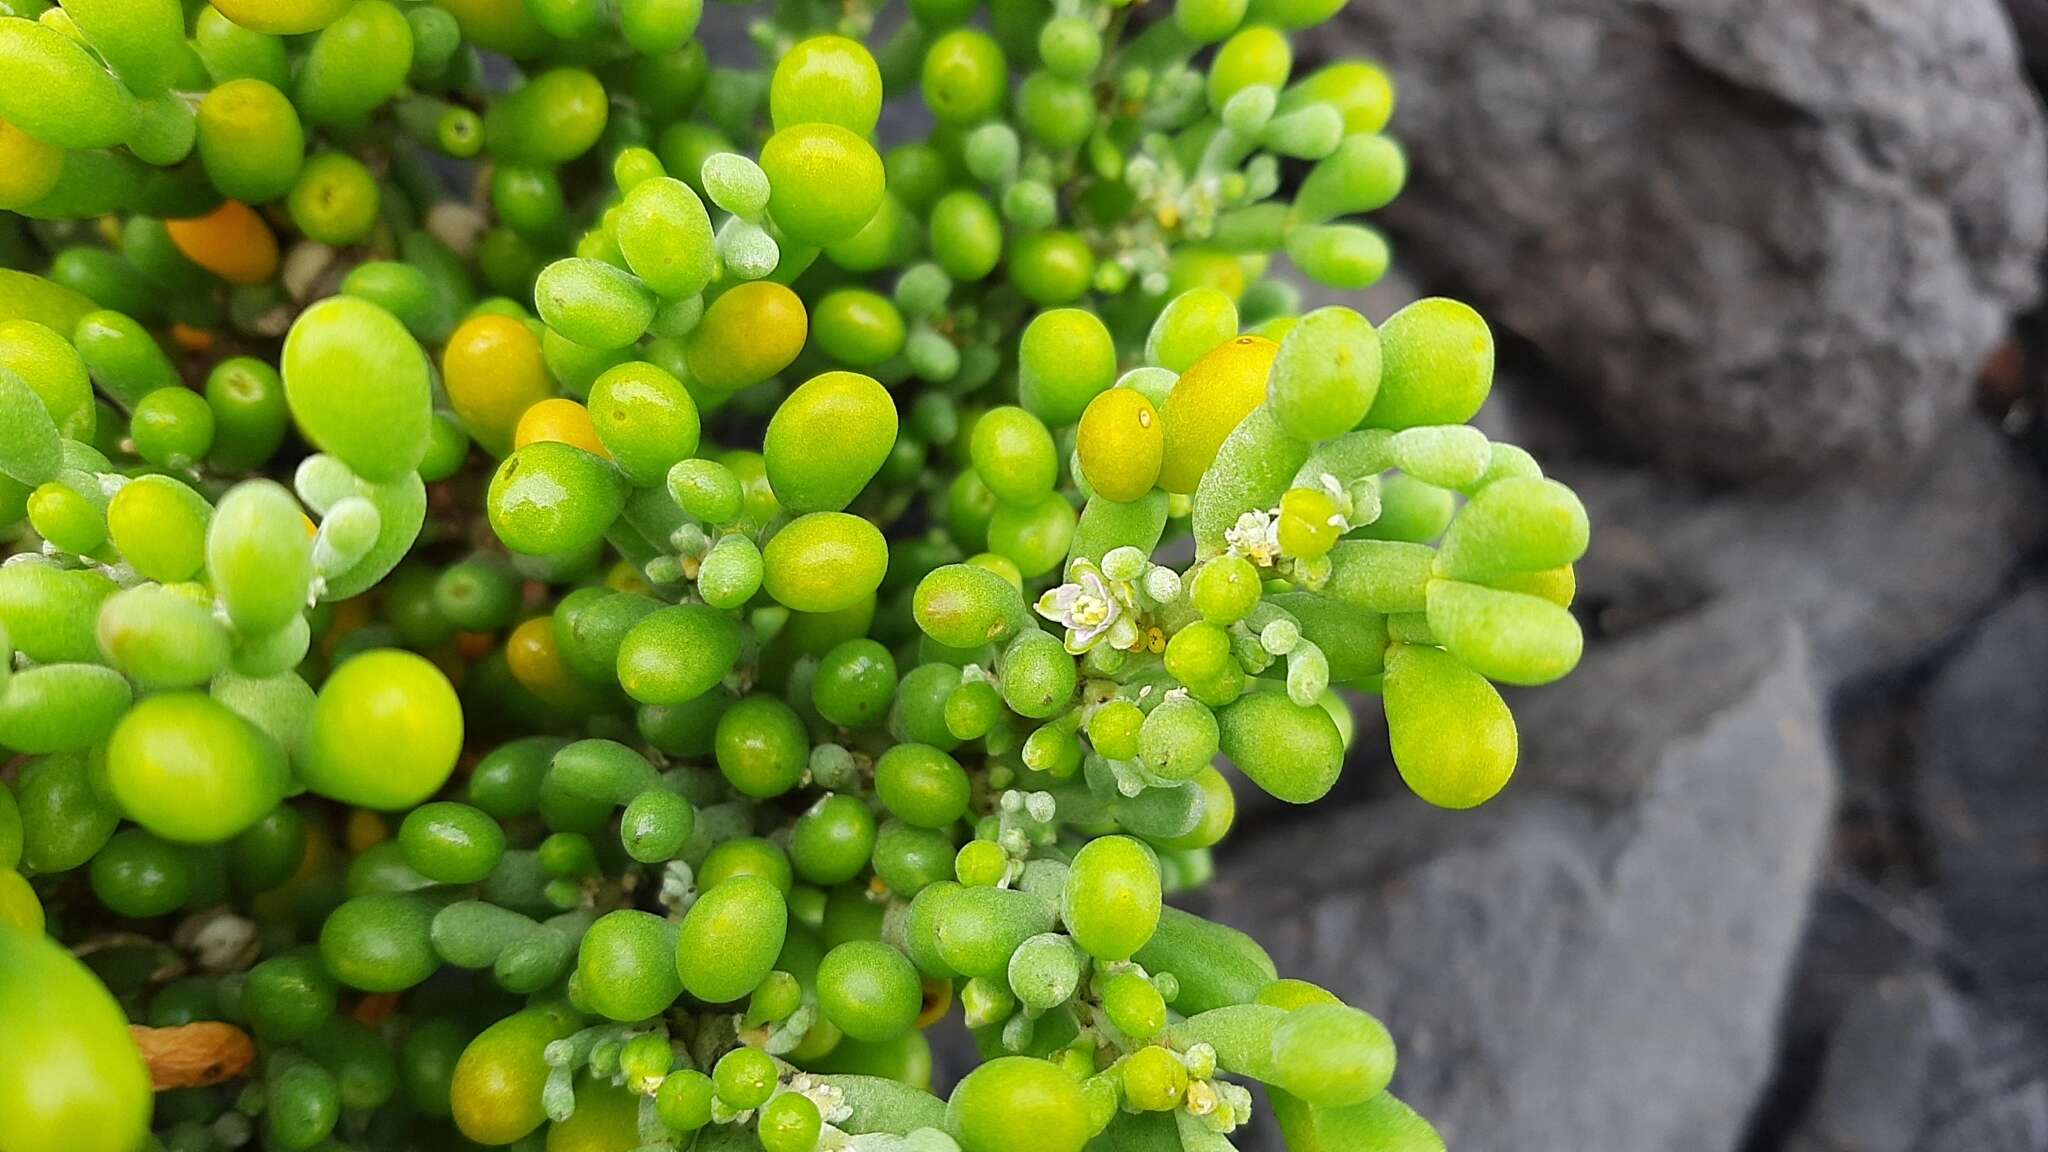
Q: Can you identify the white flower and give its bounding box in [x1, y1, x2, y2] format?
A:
[1034, 558, 1127, 654]
[1225, 508, 1282, 567]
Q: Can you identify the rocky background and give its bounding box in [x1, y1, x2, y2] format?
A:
[1190, 1, 2048, 1148]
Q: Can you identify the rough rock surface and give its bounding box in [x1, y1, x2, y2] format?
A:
[1785, 966, 2048, 1152]
[1917, 584, 2048, 1028]
[1208, 599, 1835, 1152]
[1332, 0, 2048, 481]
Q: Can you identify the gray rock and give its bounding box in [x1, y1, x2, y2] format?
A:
[1786, 966, 2048, 1152]
[1207, 598, 1836, 1152]
[1561, 416, 2045, 685]
[1331, 0, 2047, 481]
[1918, 584, 2048, 1028]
